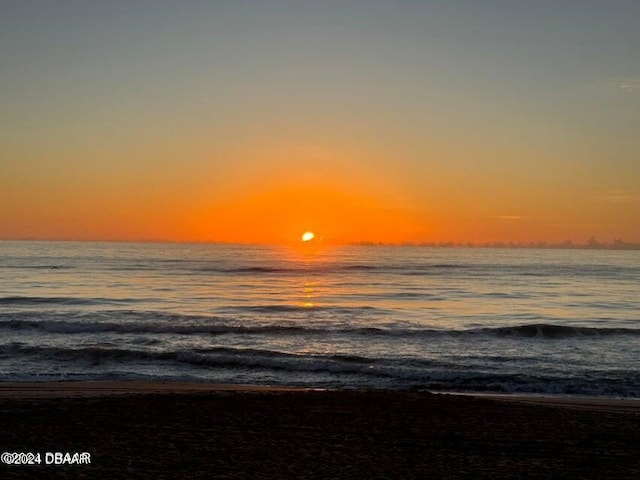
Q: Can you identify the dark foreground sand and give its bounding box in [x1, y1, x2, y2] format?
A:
[0, 382, 639, 479]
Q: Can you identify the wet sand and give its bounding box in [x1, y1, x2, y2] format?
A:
[1, 382, 639, 479]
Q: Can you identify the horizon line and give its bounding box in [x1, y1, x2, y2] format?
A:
[1, 238, 639, 250]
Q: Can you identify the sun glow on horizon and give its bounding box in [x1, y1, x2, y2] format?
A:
[301, 231, 315, 242]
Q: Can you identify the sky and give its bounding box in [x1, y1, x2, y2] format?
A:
[2, 0, 639, 244]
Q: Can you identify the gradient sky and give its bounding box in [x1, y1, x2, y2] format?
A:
[2, 1, 639, 244]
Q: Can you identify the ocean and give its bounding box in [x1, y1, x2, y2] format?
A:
[1, 241, 638, 397]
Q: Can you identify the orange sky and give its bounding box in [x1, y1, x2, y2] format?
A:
[1, 3, 639, 245]
[188, 185, 427, 244]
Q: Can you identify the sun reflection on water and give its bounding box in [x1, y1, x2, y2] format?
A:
[300, 281, 317, 308]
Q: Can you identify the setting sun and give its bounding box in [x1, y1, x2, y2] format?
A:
[301, 231, 315, 242]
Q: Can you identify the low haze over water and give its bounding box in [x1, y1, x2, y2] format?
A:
[1, 241, 638, 397]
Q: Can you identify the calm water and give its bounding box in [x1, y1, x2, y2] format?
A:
[1, 241, 638, 397]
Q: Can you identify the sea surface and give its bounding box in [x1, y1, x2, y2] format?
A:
[1, 241, 638, 397]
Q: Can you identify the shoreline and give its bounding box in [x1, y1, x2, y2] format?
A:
[441, 391, 640, 413]
[1, 380, 639, 412]
[0, 380, 315, 398]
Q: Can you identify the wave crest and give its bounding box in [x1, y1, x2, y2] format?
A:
[1, 314, 637, 339]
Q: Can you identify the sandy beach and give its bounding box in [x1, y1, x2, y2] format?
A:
[1, 382, 638, 479]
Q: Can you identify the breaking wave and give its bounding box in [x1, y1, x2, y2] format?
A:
[2, 343, 639, 397]
[1, 314, 637, 339]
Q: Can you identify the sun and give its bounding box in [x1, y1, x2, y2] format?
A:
[301, 231, 315, 242]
